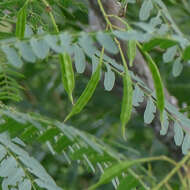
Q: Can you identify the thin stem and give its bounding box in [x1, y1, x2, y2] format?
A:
[153, 152, 190, 190]
[41, 0, 59, 33]
[97, 0, 129, 71]
[97, 0, 112, 28]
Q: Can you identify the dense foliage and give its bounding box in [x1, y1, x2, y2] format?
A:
[1, 0, 190, 189]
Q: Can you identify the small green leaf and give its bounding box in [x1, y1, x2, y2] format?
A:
[15, 41, 36, 63]
[59, 33, 73, 54]
[174, 122, 184, 146]
[160, 111, 169, 135]
[182, 134, 190, 154]
[18, 179, 31, 190]
[120, 67, 133, 140]
[104, 64, 115, 91]
[79, 33, 97, 57]
[163, 45, 178, 63]
[44, 34, 62, 53]
[73, 44, 86, 73]
[132, 84, 144, 107]
[92, 55, 99, 74]
[172, 57, 183, 77]
[139, 0, 153, 21]
[30, 38, 49, 59]
[89, 159, 146, 190]
[150, 16, 162, 28]
[158, 24, 169, 35]
[0, 156, 17, 177]
[96, 32, 118, 54]
[1, 45, 23, 68]
[113, 30, 151, 43]
[143, 38, 178, 51]
[128, 40, 136, 67]
[16, 6, 26, 39]
[144, 98, 156, 124]
[183, 45, 190, 61]
[38, 128, 60, 143]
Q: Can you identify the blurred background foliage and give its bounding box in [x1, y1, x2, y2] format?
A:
[1, 0, 190, 189]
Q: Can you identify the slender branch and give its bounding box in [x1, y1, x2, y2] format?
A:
[153, 152, 190, 190]
[41, 0, 59, 33]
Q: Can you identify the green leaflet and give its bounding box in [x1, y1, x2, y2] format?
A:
[60, 53, 75, 104]
[18, 179, 31, 190]
[104, 64, 115, 91]
[120, 67, 133, 140]
[150, 16, 162, 28]
[160, 110, 169, 135]
[182, 134, 190, 154]
[88, 161, 136, 190]
[15, 42, 36, 63]
[78, 33, 97, 57]
[174, 122, 184, 146]
[132, 84, 144, 107]
[30, 38, 50, 59]
[172, 57, 183, 77]
[96, 32, 118, 54]
[73, 44, 86, 74]
[158, 24, 169, 35]
[113, 30, 151, 43]
[16, 6, 26, 39]
[183, 45, 190, 61]
[128, 40, 136, 67]
[44, 34, 62, 53]
[139, 0, 153, 21]
[144, 98, 156, 124]
[118, 175, 145, 190]
[143, 38, 178, 51]
[163, 45, 178, 63]
[140, 46, 165, 123]
[1, 45, 23, 68]
[89, 157, 153, 190]
[64, 50, 104, 121]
